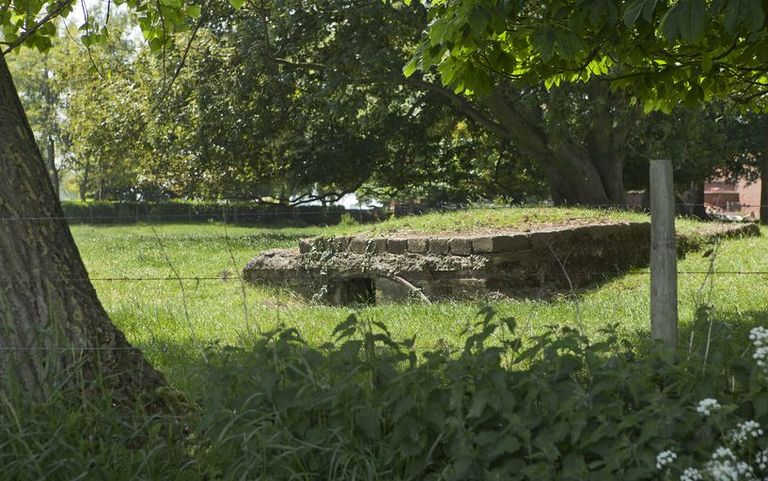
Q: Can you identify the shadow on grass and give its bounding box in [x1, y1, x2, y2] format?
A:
[5, 308, 768, 480]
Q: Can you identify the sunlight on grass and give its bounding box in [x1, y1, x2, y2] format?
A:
[69, 209, 767, 392]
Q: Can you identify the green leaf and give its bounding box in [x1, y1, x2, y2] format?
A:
[187, 5, 201, 19]
[724, 0, 765, 33]
[532, 27, 556, 60]
[467, 6, 488, 35]
[357, 406, 381, 440]
[677, 0, 709, 41]
[229, 0, 245, 9]
[623, 0, 658, 27]
[468, 389, 490, 418]
[402, 58, 418, 78]
[660, 8, 679, 42]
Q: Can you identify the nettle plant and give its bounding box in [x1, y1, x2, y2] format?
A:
[196, 309, 768, 481]
[656, 327, 768, 481]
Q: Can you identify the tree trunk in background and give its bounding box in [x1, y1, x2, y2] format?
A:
[536, 144, 614, 206]
[481, 84, 631, 207]
[761, 116, 768, 225]
[0, 54, 165, 400]
[46, 136, 58, 198]
[679, 182, 707, 220]
[79, 162, 89, 202]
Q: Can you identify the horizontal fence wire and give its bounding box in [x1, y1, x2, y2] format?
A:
[0, 270, 756, 285]
[0, 202, 764, 352]
[0, 270, 765, 352]
[78, 272, 768, 282]
[0, 201, 765, 224]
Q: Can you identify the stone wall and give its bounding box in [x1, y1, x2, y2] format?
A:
[243, 221, 760, 304]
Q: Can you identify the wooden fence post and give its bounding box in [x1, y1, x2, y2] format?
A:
[650, 159, 678, 350]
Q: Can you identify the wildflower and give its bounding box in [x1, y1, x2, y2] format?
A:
[657, 450, 678, 470]
[712, 447, 736, 460]
[704, 448, 756, 481]
[749, 327, 768, 343]
[697, 398, 722, 416]
[756, 449, 768, 471]
[680, 468, 703, 481]
[751, 327, 768, 369]
[728, 420, 764, 444]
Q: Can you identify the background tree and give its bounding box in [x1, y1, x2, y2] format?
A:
[5, 26, 76, 197]
[88, 1, 641, 206]
[409, 0, 768, 215]
[624, 104, 750, 217]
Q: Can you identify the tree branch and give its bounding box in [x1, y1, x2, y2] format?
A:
[399, 76, 513, 142]
[1, 0, 76, 54]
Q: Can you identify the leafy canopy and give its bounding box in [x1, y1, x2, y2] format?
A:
[0, 0, 215, 53]
[405, 0, 768, 111]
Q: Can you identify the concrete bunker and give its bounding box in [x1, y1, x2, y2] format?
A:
[333, 276, 376, 305]
[243, 221, 760, 305]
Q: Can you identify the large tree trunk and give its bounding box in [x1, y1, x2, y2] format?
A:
[46, 135, 59, 198]
[0, 54, 165, 401]
[761, 116, 768, 225]
[541, 139, 613, 205]
[483, 87, 620, 206]
[407, 78, 630, 206]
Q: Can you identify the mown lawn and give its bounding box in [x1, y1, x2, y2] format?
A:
[70, 208, 768, 394]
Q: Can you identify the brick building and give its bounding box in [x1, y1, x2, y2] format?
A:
[704, 178, 761, 219]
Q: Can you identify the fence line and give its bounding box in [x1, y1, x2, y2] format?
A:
[0, 269, 766, 352]
[0, 269, 763, 286]
[0, 202, 764, 353]
[0, 201, 766, 224]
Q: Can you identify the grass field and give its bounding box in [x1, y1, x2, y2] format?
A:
[70, 207, 768, 395]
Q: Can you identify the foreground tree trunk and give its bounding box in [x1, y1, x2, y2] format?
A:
[761, 116, 768, 225]
[0, 53, 165, 400]
[46, 136, 59, 198]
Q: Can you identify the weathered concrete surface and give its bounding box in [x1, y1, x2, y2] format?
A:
[243, 221, 760, 304]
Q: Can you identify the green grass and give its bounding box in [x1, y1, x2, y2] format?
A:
[341, 206, 644, 236]
[70, 208, 767, 395]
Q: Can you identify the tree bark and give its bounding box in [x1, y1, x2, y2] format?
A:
[761, 116, 768, 225]
[482, 87, 618, 206]
[679, 182, 707, 220]
[0, 53, 165, 401]
[46, 135, 59, 198]
[397, 78, 630, 207]
[79, 161, 89, 202]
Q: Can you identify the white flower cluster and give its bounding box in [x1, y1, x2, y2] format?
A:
[657, 449, 678, 469]
[680, 467, 704, 481]
[703, 447, 757, 481]
[697, 398, 722, 416]
[756, 449, 768, 471]
[750, 327, 768, 369]
[728, 420, 764, 444]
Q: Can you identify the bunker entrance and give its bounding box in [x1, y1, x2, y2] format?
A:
[333, 277, 376, 305]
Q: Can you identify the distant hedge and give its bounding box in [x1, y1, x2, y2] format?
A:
[59, 201, 386, 225]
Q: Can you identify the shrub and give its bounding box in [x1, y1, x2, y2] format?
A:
[196, 312, 768, 481]
[3, 311, 768, 480]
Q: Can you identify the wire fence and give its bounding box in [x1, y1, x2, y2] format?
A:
[0, 200, 766, 223]
[0, 202, 765, 353]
